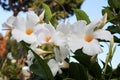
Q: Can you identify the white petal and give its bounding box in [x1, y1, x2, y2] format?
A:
[2, 16, 16, 29]
[54, 46, 69, 62]
[23, 34, 37, 44]
[59, 46, 69, 60]
[94, 29, 113, 41]
[48, 59, 62, 76]
[56, 22, 70, 35]
[26, 50, 34, 66]
[44, 24, 56, 35]
[13, 16, 26, 30]
[53, 32, 66, 46]
[71, 20, 87, 33]
[83, 39, 102, 55]
[68, 34, 85, 52]
[12, 29, 24, 42]
[86, 19, 101, 33]
[12, 29, 37, 44]
[27, 11, 39, 28]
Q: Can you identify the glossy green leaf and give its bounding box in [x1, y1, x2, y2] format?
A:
[107, 25, 120, 34]
[74, 9, 90, 24]
[88, 62, 102, 79]
[73, 49, 91, 68]
[30, 63, 47, 80]
[42, 3, 52, 23]
[69, 62, 88, 80]
[30, 49, 54, 80]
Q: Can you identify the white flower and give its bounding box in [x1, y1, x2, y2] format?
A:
[68, 19, 113, 56]
[26, 50, 34, 66]
[48, 59, 62, 76]
[2, 16, 16, 29]
[34, 23, 66, 47]
[48, 46, 69, 76]
[54, 46, 69, 65]
[11, 11, 39, 44]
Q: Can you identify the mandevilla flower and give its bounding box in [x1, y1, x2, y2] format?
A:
[68, 15, 113, 56]
[48, 46, 69, 76]
[32, 23, 66, 47]
[11, 11, 40, 44]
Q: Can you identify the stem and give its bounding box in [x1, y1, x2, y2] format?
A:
[103, 54, 110, 74]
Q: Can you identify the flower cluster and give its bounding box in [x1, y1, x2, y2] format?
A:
[2, 10, 113, 80]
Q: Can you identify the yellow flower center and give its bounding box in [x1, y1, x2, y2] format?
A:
[26, 28, 33, 35]
[85, 34, 94, 42]
[45, 36, 52, 42]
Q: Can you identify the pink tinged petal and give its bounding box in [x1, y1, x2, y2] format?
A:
[13, 16, 26, 30]
[68, 34, 85, 52]
[2, 16, 16, 29]
[83, 39, 102, 56]
[48, 59, 62, 76]
[93, 29, 113, 41]
[26, 12, 39, 28]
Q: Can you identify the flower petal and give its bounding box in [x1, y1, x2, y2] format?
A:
[53, 31, 66, 46]
[48, 59, 62, 76]
[71, 20, 87, 33]
[56, 22, 70, 35]
[86, 19, 101, 33]
[12, 29, 24, 42]
[54, 46, 69, 62]
[68, 34, 85, 52]
[44, 24, 56, 35]
[13, 16, 26, 30]
[83, 39, 102, 55]
[2, 16, 16, 29]
[26, 11, 39, 28]
[12, 29, 37, 44]
[94, 29, 113, 41]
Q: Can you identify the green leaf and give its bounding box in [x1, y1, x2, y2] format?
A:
[73, 49, 91, 68]
[42, 3, 52, 23]
[50, 14, 57, 28]
[112, 64, 120, 79]
[30, 63, 47, 80]
[74, 9, 90, 24]
[69, 62, 88, 80]
[30, 49, 54, 80]
[107, 25, 120, 34]
[108, 0, 120, 9]
[114, 36, 120, 43]
[88, 62, 102, 79]
[102, 7, 115, 22]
